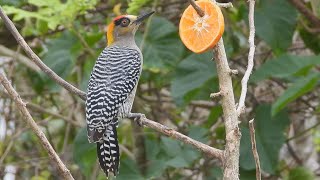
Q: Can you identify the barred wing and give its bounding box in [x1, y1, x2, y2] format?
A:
[86, 46, 142, 142]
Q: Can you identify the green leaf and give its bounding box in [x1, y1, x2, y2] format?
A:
[116, 158, 144, 180]
[239, 169, 256, 180]
[127, 0, 152, 14]
[3, 6, 48, 21]
[171, 52, 216, 105]
[299, 26, 320, 54]
[251, 54, 320, 83]
[180, 145, 201, 164]
[255, 0, 297, 53]
[73, 128, 96, 177]
[287, 167, 315, 180]
[4, 0, 98, 30]
[272, 73, 319, 116]
[166, 156, 189, 168]
[188, 126, 209, 143]
[240, 105, 290, 174]
[145, 138, 160, 160]
[205, 166, 223, 180]
[160, 137, 181, 157]
[0, 0, 26, 6]
[146, 159, 167, 179]
[136, 16, 184, 72]
[183, 77, 219, 105]
[41, 31, 78, 91]
[206, 106, 223, 128]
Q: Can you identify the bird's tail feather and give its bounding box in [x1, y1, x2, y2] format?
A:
[97, 124, 120, 177]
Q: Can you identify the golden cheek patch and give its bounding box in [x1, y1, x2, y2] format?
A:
[107, 23, 115, 46]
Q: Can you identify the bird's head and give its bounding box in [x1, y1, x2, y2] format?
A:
[106, 11, 155, 46]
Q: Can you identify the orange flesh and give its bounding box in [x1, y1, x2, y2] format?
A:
[179, 0, 224, 53]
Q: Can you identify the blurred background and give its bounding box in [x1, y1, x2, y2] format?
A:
[0, 0, 319, 179]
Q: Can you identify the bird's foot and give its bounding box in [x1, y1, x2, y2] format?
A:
[127, 113, 145, 127]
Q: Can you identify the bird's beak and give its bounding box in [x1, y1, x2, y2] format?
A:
[133, 11, 155, 25]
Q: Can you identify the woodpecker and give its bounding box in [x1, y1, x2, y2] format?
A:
[86, 11, 155, 177]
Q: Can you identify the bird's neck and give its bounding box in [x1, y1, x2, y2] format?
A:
[110, 34, 138, 49]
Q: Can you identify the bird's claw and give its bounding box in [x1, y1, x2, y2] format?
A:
[127, 113, 145, 127]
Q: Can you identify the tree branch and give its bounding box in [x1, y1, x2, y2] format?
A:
[0, 6, 223, 160]
[0, 73, 74, 180]
[213, 38, 241, 180]
[0, 6, 86, 101]
[288, 0, 320, 27]
[249, 119, 261, 180]
[138, 115, 223, 159]
[237, 0, 256, 116]
[0, 45, 40, 72]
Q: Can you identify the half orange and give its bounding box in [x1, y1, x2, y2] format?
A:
[179, 0, 224, 53]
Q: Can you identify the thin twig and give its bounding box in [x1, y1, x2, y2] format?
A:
[237, 0, 256, 116]
[286, 142, 303, 165]
[137, 115, 224, 159]
[0, 6, 87, 101]
[71, 28, 96, 57]
[0, 6, 224, 161]
[216, 2, 233, 8]
[0, 73, 74, 180]
[249, 119, 261, 180]
[0, 45, 40, 72]
[286, 120, 320, 141]
[189, 0, 205, 17]
[27, 103, 82, 127]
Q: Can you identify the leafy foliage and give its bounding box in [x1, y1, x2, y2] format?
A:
[251, 54, 320, 83]
[287, 167, 315, 180]
[73, 128, 96, 177]
[3, 0, 97, 30]
[1, 0, 319, 179]
[171, 52, 217, 105]
[255, 0, 297, 53]
[136, 16, 185, 72]
[272, 73, 319, 116]
[127, 0, 153, 14]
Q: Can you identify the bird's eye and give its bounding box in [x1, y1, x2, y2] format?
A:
[121, 19, 130, 27]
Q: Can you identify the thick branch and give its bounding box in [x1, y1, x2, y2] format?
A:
[237, 0, 256, 115]
[0, 6, 223, 161]
[249, 119, 261, 180]
[213, 38, 241, 180]
[0, 6, 86, 100]
[0, 73, 74, 180]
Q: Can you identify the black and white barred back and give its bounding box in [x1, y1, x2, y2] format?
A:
[86, 46, 142, 176]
